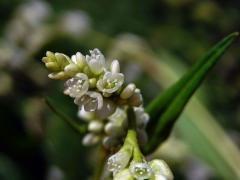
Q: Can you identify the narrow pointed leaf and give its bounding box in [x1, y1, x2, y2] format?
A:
[45, 97, 87, 135]
[145, 32, 238, 153]
[146, 32, 238, 121]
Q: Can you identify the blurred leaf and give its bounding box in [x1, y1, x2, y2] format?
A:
[145, 32, 239, 153]
[0, 155, 22, 180]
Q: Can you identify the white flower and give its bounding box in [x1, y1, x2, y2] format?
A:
[97, 72, 124, 94]
[149, 160, 173, 180]
[129, 161, 152, 180]
[107, 149, 132, 173]
[86, 48, 105, 75]
[95, 98, 116, 119]
[114, 169, 134, 180]
[74, 91, 103, 112]
[64, 73, 89, 98]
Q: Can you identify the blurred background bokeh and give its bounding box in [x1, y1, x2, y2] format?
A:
[0, 0, 240, 180]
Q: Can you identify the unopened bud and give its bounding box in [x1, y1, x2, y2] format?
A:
[102, 136, 119, 149]
[88, 121, 103, 133]
[120, 83, 136, 99]
[82, 133, 100, 146]
[111, 59, 120, 74]
[64, 63, 79, 76]
[48, 72, 68, 80]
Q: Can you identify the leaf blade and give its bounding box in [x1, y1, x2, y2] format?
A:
[145, 32, 239, 153]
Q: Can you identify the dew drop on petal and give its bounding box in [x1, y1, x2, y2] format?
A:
[129, 161, 152, 180]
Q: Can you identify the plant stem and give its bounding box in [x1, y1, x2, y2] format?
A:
[93, 146, 108, 180]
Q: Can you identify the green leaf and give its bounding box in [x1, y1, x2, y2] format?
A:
[45, 96, 87, 135]
[144, 32, 239, 153]
[108, 32, 240, 179]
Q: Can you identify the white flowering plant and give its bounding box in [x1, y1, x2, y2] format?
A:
[42, 32, 238, 179]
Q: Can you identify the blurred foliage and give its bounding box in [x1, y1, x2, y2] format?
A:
[0, 0, 239, 180]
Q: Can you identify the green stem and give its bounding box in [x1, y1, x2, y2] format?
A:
[93, 146, 108, 180]
[124, 129, 143, 162]
[125, 107, 145, 161]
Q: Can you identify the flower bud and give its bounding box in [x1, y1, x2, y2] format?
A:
[82, 133, 100, 146]
[45, 62, 59, 71]
[104, 122, 117, 135]
[88, 121, 103, 133]
[102, 136, 119, 149]
[111, 59, 120, 74]
[42, 51, 71, 79]
[120, 83, 136, 99]
[86, 48, 105, 75]
[71, 52, 87, 69]
[134, 107, 149, 129]
[55, 53, 70, 69]
[64, 63, 79, 76]
[48, 72, 68, 80]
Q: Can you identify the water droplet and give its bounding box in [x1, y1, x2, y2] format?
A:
[129, 161, 152, 180]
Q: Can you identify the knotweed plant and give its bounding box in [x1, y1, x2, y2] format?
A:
[42, 32, 238, 179]
[42, 48, 172, 179]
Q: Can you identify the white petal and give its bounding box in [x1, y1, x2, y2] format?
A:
[95, 99, 116, 119]
[149, 160, 173, 180]
[114, 169, 134, 180]
[75, 91, 103, 112]
[88, 59, 104, 75]
[64, 73, 89, 98]
[107, 150, 132, 173]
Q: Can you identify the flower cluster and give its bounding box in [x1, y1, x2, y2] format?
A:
[42, 48, 149, 148]
[107, 130, 173, 180]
